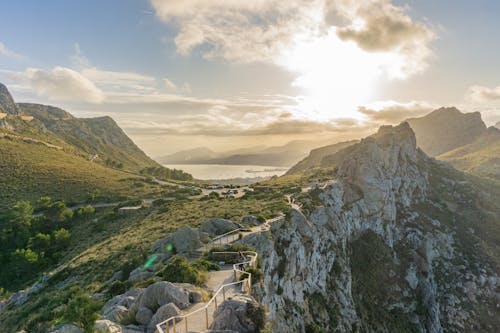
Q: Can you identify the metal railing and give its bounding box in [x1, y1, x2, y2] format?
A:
[156, 251, 258, 333]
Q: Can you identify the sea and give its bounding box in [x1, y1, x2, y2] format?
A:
[163, 164, 288, 180]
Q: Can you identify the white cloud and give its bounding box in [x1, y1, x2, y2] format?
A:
[358, 100, 434, 123]
[163, 78, 177, 90]
[0, 41, 25, 60]
[466, 85, 500, 103]
[16, 67, 104, 103]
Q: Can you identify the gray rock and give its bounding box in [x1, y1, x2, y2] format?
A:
[151, 226, 202, 254]
[128, 269, 154, 283]
[242, 215, 260, 226]
[147, 303, 181, 333]
[9, 290, 28, 306]
[107, 271, 123, 284]
[102, 305, 130, 323]
[189, 291, 203, 303]
[94, 319, 122, 333]
[131, 282, 190, 313]
[209, 295, 263, 333]
[199, 218, 240, 237]
[49, 323, 84, 333]
[135, 306, 154, 326]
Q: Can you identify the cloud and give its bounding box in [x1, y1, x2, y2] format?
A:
[466, 85, 500, 103]
[0, 41, 26, 60]
[16, 67, 104, 103]
[150, 0, 434, 72]
[163, 78, 177, 90]
[358, 101, 434, 123]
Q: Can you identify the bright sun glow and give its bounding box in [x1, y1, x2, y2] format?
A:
[281, 28, 406, 121]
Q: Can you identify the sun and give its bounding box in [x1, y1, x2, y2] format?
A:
[280, 28, 404, 121]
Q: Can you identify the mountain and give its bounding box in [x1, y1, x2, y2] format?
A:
[159, 140, 331, 167]
[437, 126, 500, 179]
[495, 121, 500, 129]
[249, 122, 500, 332]
[158, 147, 220, 164]
[287, 140, 359, 174]
[406, 107, 487, 156]
[405, 107, 500, 179]
[0, 83, 191, 209]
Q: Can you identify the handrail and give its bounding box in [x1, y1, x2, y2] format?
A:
[156, 251, 258, 333]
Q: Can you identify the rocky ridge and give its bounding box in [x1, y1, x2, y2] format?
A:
[246, 122, 499, 332]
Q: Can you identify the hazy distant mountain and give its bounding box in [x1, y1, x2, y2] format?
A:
[159, 140, 326, 167]
[406, 107, 487, 156]
[495, 121, 500, 129]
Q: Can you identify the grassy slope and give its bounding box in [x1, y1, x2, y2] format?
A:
[0, 136, 159, 211]
[437, 128, 500, 179]
[0, 191, 289, 332]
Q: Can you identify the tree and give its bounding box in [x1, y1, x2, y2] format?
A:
[36, 196, 52, 209]
[28, 233, 51, 254]
[0, 201, 34, 250]
[64, 293, 101, 333]
[11, 248, 39, 276]
[53, 228, 71, 251]
[82, 205, 95, 219]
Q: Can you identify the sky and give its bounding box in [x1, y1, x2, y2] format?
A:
[1, 0, 500, 157]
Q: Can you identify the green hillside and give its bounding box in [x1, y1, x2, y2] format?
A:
[437, 127, 500, 179]
[0, 135, 160, 210]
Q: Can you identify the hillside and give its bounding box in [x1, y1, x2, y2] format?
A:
[407, 107, 487, 156]
[437, 126, 500, 179]
[250, 123, 500, 332]
[0, 83, 192, 209]
[287, 140, 359, 174]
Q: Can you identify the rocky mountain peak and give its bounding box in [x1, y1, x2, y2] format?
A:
[495, 121, 500, 129]
[0, 83, 20, 115]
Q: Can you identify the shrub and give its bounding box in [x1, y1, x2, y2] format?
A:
[64, 293, 102, 333]
[109, 280, 127, 296]
[158, 256, 206, 286]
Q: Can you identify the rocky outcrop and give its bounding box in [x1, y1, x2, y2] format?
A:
[49, 323, 83, 333]
[241, 215, 260, 226]
[199, 218, 240, 237]
[209, 295, 264, 333]
[254, 123, 500, 332]
[0, 83, 20, 115]
[151, 226, 202, 254]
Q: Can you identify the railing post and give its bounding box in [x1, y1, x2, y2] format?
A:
[173, 320, 176, 333]
[248, 275, 252, 295]
[223, 286, 226, 301]
[214, 295, 218, 310]
[185, 317, 188, 332]
[166, 321, 170, 333]
[205, 308, 209, 329]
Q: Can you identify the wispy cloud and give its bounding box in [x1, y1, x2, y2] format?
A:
[466, 85, 500, 103]
[0, 41, 26, 61]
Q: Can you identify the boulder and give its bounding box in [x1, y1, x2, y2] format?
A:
[102, 305, 130, 323]
[189, 291, 203, 303]
[242, 215, 260, 226]
[102, 289, 144, 317]
[151, 226, 202, 254]
[199, 218, 240, 237]
[94, 319, 122, 333]
[131, 282, 190, 313]
[135, 306, 154, 326]
[122, 325, 145, 333]
[128, 268, 154, 282]
[147, 303, 181, 333]
[49, 323, 84, 333]
[209, 295, 264, 333]
[9, 290, 28, 306]
[107, 271, 123, 284]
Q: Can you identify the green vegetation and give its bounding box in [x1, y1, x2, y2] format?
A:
[157, 256, 219, 286]
[140, 166, 193, 181]
[63, 291, 102, 333]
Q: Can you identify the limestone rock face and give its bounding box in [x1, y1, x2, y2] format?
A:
[151, 226, 202, 254]
[255, 123, 500, 333]
[241, 215, 260, 226]
[199, 218, 240, 237]
[147, 303, 181, 333]
[209, 295, 264, 333]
